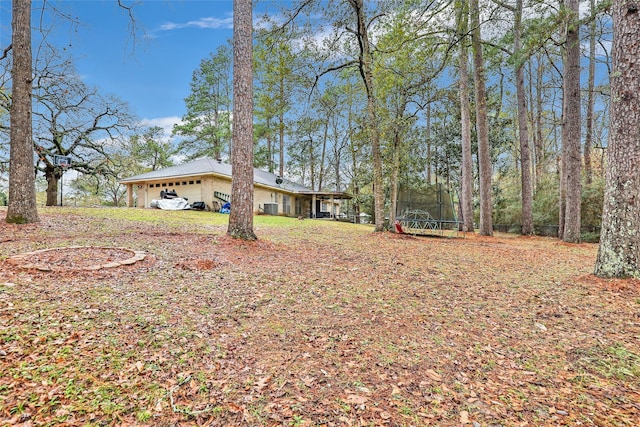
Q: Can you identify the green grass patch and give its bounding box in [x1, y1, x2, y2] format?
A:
[571, 343, 640, 381]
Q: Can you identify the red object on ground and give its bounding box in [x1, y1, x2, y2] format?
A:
[395, 220, 404, 234]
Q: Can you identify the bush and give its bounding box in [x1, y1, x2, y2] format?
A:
[581, 177, 604, 229]
[491, 173, 603, 241]
[532, 175, 560, 226]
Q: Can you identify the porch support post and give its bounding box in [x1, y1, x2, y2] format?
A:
[127, 184, 134, 207]
[312, 194, 317, 218]
[331, 194, 335, 218]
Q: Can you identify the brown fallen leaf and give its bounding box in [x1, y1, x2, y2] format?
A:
[426, 369, 442, 382]
[344, 394, 368, 405]
[254, 375, 271, 390]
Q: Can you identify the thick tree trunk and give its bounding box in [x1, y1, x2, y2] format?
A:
[350, 0, 385, 232]
[6, 0, 39, 224]
[558, 152, 565, 237]
[45, 166, 62, 206]
[561, 0, 582, 243]
[458, 0, 474, 233]
[470, 0, 493, 236]
[594, 0, 640, 278]
[228, 0, 257, 240]
[514, 0, 533, 235]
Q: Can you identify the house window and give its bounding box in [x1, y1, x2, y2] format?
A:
[182, 181, 187, 185]
[189, 180, 194, 185]
[321, 202, 328, 212]
[196, 180, 201, 184]
[175, 182, 180, 186]
[283, 195, 291, 215]
[162, 183, 167, 187]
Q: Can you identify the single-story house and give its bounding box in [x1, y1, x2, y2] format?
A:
[119, 157, 351, 218]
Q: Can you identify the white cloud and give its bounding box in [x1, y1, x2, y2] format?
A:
[140, 116, 182, 135]
[139, 116, 183, 138]
[159, 15, 233, 31]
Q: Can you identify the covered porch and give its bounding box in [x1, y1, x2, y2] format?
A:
[298, 191, 352, 219]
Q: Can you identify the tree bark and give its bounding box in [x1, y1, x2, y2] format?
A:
[349, 0, 385, 232]
[425, 104, 432, 184]
[318, 120, 328, 190]
[349, 0, 384, 231]
[390, 128, 401, 226]
[45, 166, 62, 206]
[457, 0, 474, 233]
[279, 75, 285, 179]
[562, 0, 582, 243]
[228, 0, 257, 240]
[584, 0, 596, 185]
[534, 56, 544, 190]
[7, 0, 39, 224]
[470, 0, 493, 236]
[594, 0, 640, 278]
[514, 0, 533, 235]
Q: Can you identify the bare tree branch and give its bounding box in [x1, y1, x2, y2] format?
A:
[0, 44, 11, 60]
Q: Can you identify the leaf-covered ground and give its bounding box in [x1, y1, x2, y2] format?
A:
[1, 207, 639, 426]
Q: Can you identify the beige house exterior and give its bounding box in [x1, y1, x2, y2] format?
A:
[119, 157, 351, 218]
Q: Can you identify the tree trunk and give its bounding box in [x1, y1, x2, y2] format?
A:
[352, 0, 384, 231]
[7, 0, 39, 224]
[309, 137, 315, 190]
[279, 76, 285, 179]
[353, 184, 360, 224]
[558, 153, 565, 237]
[318, 121, 328, 190]
[534, 56, 544, 190]
[425, 104, 432, 184]
[584, 0, 596, 185]
[562, 0, 582, 243]
[594, 0, 640, 278]
[333, 136, 342, 192]
[390, 129, 400, 226]
[457, 0, 474, 233]
[514, 0, 533, 235]
[228, 0, 257, 240]
[470, 0, 493, 236]
[348, 0, 384, 231]
[45, 166, 62, 206]
[267, 116, 274, 173]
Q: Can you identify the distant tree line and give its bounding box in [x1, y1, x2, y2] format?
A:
[179, 0, 611, 239]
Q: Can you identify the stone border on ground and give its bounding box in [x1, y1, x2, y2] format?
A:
[7, 246, 146, 271]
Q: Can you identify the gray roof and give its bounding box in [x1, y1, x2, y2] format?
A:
[120, 157, 313, 194]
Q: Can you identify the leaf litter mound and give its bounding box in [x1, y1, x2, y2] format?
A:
[0, 208, 639, 426]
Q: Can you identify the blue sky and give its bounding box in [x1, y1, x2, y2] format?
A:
[2, 0, 239, 132]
